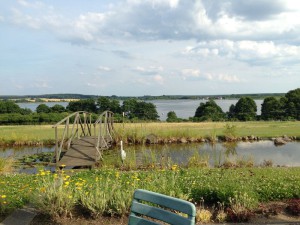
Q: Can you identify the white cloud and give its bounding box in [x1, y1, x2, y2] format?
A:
[134, 66, 164, 75]
[217, 74, 240, 83]
[7, 0, 300, 45]
[181, 69, 240, 83]
[183, 40, 300, 66]
[98, 66, 111, 72]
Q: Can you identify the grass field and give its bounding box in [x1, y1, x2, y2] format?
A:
[0, 121, 300, 146]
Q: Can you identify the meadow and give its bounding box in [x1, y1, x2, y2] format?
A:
[0, 121, 300, 146]
[0, 167, 300, 223]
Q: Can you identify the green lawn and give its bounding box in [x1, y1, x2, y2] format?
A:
[0, 121, 300, 146]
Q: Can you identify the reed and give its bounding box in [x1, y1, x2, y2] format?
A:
[0, 157, 14, 174]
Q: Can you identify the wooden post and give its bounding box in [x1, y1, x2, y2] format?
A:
[55, 127, 58, 163]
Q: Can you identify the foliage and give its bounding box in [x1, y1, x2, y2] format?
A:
[66, 99, 97, 113]
[36, 104, 51, 113]
[194, 100, 225, 121]
[122, 98, 159, 120]
[97, 97, 121, 114]
[261, 97, 284, 120]
[0, 157, 15, 174]
[284, 88, 300, 120]
[232, 97, 257, 121]
[0, 167, 300, 219]
[223, 123, 237, 139]
[166, 111, 183, 122]
[31, 170, 76, 218]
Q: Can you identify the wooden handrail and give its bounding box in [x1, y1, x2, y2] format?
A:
[94, 111, 114, 160]
[52, 111, 93, 163]
[53, 110, 114, 164]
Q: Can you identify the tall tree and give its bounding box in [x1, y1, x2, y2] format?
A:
[66, 99, 97, 113]
[284, 88, 300, 120]
[194, 99, 225, 121]
[97, 97, 121, 113]
[261, 97, 283, 120]
[233, 97, 257, 121]
[0, 100, 22, 114]
[36, 104, 51, 113]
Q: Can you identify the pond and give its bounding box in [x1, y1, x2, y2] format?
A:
[1, 141, 299, 172]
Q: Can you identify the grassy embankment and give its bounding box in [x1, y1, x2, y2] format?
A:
[0, 167, 299, 222]
[0, 121, 300, 146]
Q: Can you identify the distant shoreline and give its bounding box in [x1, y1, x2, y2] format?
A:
[0, 92, 285, 102]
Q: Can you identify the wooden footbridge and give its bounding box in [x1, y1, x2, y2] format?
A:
[52, 111, 114, 168]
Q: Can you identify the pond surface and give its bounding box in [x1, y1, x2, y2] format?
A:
[1, 141, 299, 168]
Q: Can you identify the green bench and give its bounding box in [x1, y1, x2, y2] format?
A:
[128, 189, 196, 225]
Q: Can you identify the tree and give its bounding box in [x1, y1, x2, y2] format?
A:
[227, 104, 236, 120]
[233, 97, 257, 121]
[97, 97, 121, 113]
[261, 97, 283, 120]
[0, 100, 22, 114]
[166, 111, 179, 122]
[36, 104, 51, 113]
[121, 99, 159, 120]
[194, 100, 225, 121]
[51, 104, 66, 113]
[283, 88, 300, 120]
[66, 99, 97, 113]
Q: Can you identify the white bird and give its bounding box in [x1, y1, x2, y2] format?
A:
[120, 140, 126, 163]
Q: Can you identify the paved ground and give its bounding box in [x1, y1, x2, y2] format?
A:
[0, 206, 37, 225]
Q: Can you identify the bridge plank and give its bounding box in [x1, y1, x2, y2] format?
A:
[57, 136, 99, 167]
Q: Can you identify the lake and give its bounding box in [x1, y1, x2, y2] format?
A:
[17, 99, 263, 121]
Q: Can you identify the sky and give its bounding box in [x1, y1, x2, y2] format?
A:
[0, 0, 300, 96]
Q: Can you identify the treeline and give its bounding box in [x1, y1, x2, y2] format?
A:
[1, 92, 285, 102]
[183, 88, 299, 122]
[0, 88, 299, 124]
[0, 98, 159, 124]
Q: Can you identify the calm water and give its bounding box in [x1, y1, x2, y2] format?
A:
[1, 141, 299, 167]
[17, 99, 263, 121]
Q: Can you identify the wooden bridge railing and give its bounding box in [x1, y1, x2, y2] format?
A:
[52, 111, 93, 163]
[52, 110, 114, 163]
[94, 111, 114, 160]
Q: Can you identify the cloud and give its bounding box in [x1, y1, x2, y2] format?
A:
[228, 0, 287, 21]
[183, 40, 300, 66]
[112, 50, 135, 59]
[6, 0, 300, 45]
[133, 66, 164, 75]
[181, 69, 240, 83]
[181, 69, 213, 81]
[98, 66, 111, 72]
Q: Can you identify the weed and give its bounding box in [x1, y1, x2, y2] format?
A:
[0, 157, 15, 174]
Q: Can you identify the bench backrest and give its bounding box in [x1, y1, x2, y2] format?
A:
[128, 189, 196, 225]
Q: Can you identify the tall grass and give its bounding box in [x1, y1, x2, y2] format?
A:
[1, 167, 300, 219]
[0, 157, 14, 174]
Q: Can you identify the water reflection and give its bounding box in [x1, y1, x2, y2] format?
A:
[0, 146, 54, 158]
[113, 141, 300, 167]
[1, 140, 299, 167]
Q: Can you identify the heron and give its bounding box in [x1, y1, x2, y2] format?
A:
[120, 140, 126, 164]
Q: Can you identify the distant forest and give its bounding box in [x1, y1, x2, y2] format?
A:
[0, 88, 299, 124]
[0, 92, 285, 102]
